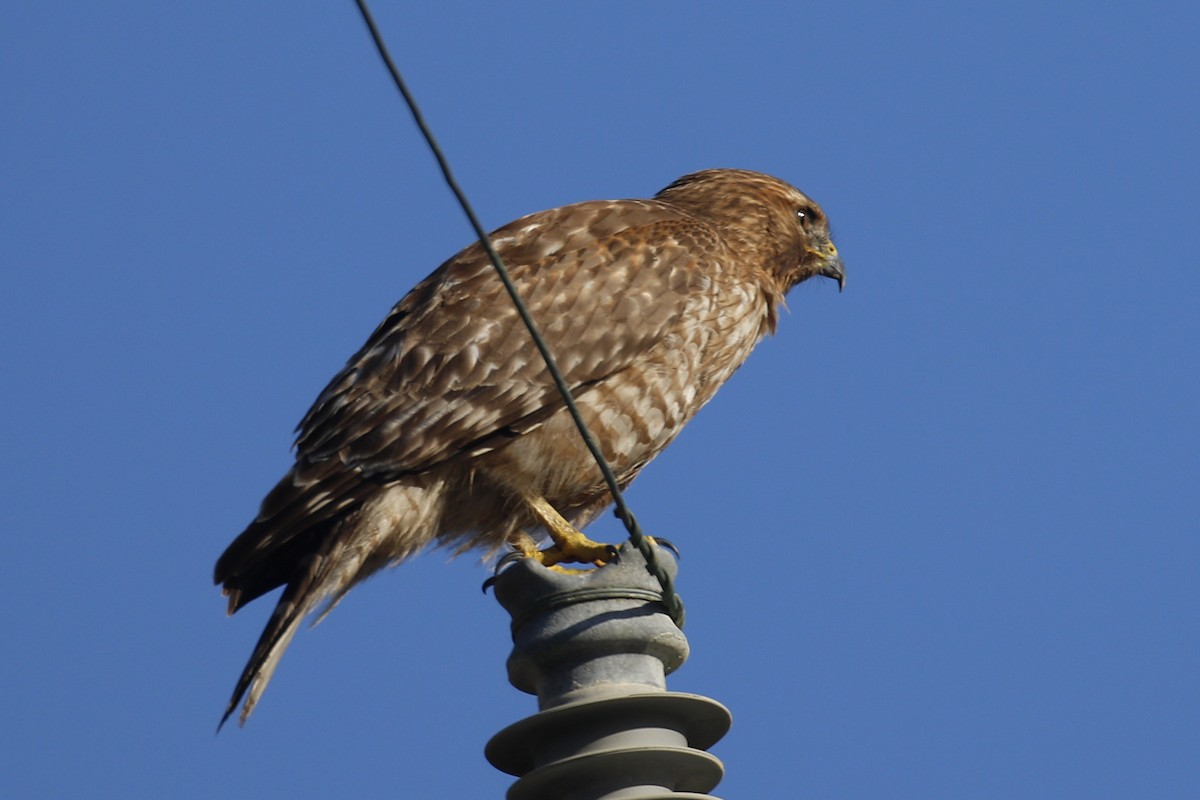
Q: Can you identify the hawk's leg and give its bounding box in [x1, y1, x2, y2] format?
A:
[518, 493, 617, 567]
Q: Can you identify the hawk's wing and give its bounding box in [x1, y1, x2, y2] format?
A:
[294, 199, 721, 477]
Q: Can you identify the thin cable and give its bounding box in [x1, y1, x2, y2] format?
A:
[353, 0, 684, 626]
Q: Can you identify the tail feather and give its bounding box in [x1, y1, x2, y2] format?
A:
[215, 475, 446, 728]
[214, 464, 361, 598]
[218, 549, 335, 730]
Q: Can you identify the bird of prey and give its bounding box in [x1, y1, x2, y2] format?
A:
[214, 168, 844, 727]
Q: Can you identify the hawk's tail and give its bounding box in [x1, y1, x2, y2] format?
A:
[218, 545, 341, 730]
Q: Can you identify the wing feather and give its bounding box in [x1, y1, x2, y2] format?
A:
[293, 199, 719, 478]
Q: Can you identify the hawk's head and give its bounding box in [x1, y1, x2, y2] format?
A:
[656, 168, 844, 293]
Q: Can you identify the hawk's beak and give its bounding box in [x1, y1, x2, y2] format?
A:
[808, 242, 845, 292]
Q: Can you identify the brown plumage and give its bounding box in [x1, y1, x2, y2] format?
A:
[214, 168, 844, 726]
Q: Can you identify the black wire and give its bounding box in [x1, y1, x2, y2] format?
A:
[353, 0, 684, 626]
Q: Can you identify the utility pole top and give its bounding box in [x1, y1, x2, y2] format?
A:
[486, 543, 732, 800]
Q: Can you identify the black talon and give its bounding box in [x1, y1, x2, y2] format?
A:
[482, 551, 529, 592]
[653, 537, 680, 559]
[496, 550, 527, 571]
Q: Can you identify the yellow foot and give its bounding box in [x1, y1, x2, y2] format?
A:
[523, 494, 618, 565]
[535, 541, 617, 568]
[484, 534, 601, 592]
[505, 494, 621, 567]
[506, 528, 616, 570]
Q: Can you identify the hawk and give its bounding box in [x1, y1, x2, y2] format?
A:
[215, 168, 843, 726]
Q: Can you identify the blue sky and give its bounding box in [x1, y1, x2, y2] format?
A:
[3, 2, 1197, 797]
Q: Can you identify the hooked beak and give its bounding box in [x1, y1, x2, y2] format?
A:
[807, 241, 845, 292]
